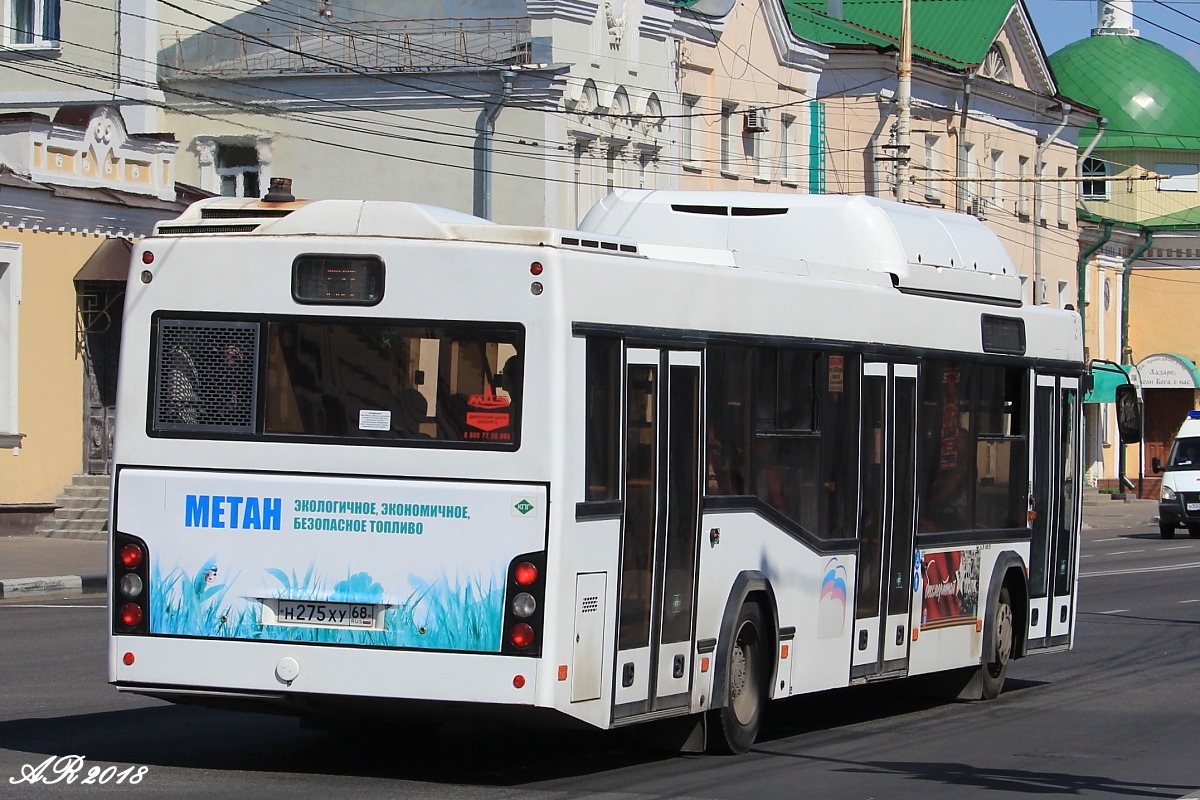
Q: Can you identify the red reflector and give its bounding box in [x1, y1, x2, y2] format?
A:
[119, 603, 143, 627]
[510, 622, 535, 649]
[119, 543, 144, 570]
[514, 562, 538, 587]
[558, 665, 568, 681]
[141, 250, 154, 265]
[530, 261, 544, 276]
[122, 652, 135, 666]
[513, 675, 526, 689]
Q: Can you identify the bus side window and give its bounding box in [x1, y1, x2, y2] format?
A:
[585, 337, 621, 501]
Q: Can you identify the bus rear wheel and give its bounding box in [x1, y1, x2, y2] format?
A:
[981, 587, 1014, 700]
[706, 602, 768, 755]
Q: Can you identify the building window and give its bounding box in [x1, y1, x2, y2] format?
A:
[990, 149, 1005, 208]
[681, 95, 699, 167]
[923, 134, 941, 202]
[217, 144, 261, 198]
[720, 101, 738, 176]
[1156, 163, 1199, 193]
[779, 114, 796, 184]
[1082, 157, 1108, 200]
[5, 0, 59, 46]
[1017, 155, 1031, 217]
[1058, 165, 1071, 225]
[979, 45, 1010, 83]
[0, 242, 20, 445]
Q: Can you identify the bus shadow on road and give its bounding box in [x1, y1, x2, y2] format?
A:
[0, 678, 1050, 786]
[0, 704, 671, 785]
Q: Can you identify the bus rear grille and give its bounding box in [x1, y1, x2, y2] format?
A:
[201, 208, 293, 220]
[153, 320, 260, 434]
[156, 223, 262, 235]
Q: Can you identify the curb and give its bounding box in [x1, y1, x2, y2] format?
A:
[0, 574, 106, 599]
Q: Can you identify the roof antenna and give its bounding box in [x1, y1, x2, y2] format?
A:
[263, 177, 295, 203]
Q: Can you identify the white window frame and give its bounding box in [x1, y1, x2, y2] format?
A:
[0, 242, 21, 446]
[3, 0, 59, 48]
[923, 134, 941, 202]
[681, 95, 700, 169]
[720, 101, 737, 177]
[196, 137, 272, 199]
[1057, 165, 1071, 226]
[779, 114, 796, 185]
[752, 109, 768, 181]
[1017, 155, 1031, 217]
[989, 149, 1004, 208]
[1081, 157, 1109, 200]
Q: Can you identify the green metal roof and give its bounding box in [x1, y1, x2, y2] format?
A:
[1140, 205, 1200, 228]
[1050, 35, 1200, 151]
[782, 0, 1016, 70]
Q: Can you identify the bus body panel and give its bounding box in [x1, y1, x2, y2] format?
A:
[114, 468, 545, 653]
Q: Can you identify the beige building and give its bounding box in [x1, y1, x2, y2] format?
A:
[0, 106, 194, 533]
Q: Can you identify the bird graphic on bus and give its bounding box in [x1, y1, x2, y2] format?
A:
[817, 559, 849, 639]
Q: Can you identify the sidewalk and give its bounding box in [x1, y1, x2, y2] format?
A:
[0, 497, 1162, 599]
[0, 536, 108, 598]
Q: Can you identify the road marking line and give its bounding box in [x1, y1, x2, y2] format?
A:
[1160, 545, 1194, 551]
[1105, 550, 1144, 555]
[1083, 561, 1200, 578]
[1179, 599, 1200, 605]
[1093, 537, 1123, 542]
[1097, 609, 1128, 614]
[0, 604, 105, 609]
[1080, 554, 1094, 558]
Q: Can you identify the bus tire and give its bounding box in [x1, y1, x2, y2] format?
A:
[981, 587, 1014, 700]
[1160, 523, 1176, 540]
[706, 602, 768, 755]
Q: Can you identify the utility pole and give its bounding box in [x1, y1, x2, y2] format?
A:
[894, 0, 912, 202]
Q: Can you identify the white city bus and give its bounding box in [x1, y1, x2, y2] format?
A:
[108, 186, 1083, 753]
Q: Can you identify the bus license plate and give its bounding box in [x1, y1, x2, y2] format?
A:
[272, 600, 377, 629]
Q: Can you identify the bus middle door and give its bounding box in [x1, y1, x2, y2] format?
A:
[851, 362, 918, 680]
[613, 348, 703, 720]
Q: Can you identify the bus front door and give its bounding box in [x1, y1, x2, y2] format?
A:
[1028, 375, 1081, 649]
[851, 362, 918, 679]
[613, 348, 703, 719]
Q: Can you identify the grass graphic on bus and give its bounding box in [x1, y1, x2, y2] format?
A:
[149, 559, 504, 651]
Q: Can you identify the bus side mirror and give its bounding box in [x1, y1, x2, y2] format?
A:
[1152, 456, 1163, 474]
[1115, 384, 1142, 444]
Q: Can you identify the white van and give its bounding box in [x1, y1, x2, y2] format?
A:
[1153, 411, 1200, 539]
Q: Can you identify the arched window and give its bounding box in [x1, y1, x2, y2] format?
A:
[1082, 157, 1109, 200]
[980, 45, 1010, 84]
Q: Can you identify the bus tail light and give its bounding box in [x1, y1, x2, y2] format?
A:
[113, 532, 150, 636]
[502, 551, 546, 657]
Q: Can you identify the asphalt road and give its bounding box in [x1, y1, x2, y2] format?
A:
[1, 521, 1197, 799]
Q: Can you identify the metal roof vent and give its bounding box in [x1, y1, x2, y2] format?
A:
[263, 177, 295, 203]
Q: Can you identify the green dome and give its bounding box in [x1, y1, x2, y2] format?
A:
[1050, 34, 1200, 150]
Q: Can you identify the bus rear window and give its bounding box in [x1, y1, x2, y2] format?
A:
[264, 321, 523, 447]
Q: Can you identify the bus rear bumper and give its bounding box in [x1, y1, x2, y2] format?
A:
[110, 635, 541, 710]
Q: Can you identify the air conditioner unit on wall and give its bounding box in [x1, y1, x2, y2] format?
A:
[967, 194, 987, 219]
[743, 109, 768, 133]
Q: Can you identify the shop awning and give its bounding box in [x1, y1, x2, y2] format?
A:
[73, 237, 133, 283]
[1085, 364, 1131, 404]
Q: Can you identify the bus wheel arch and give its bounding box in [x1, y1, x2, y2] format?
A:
[977, 553, 1028, 700]
[706, 572, 778, 754]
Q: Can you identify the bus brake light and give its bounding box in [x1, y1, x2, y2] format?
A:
[120, 543, 144, 569]
[515, 562, 538, 586]
[119, 603, 144, 627]
[510, 623, 535, 649]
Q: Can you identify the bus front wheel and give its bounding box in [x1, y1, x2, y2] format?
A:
[706, 602, 768, 755]
[981, 587, 1014, 700]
